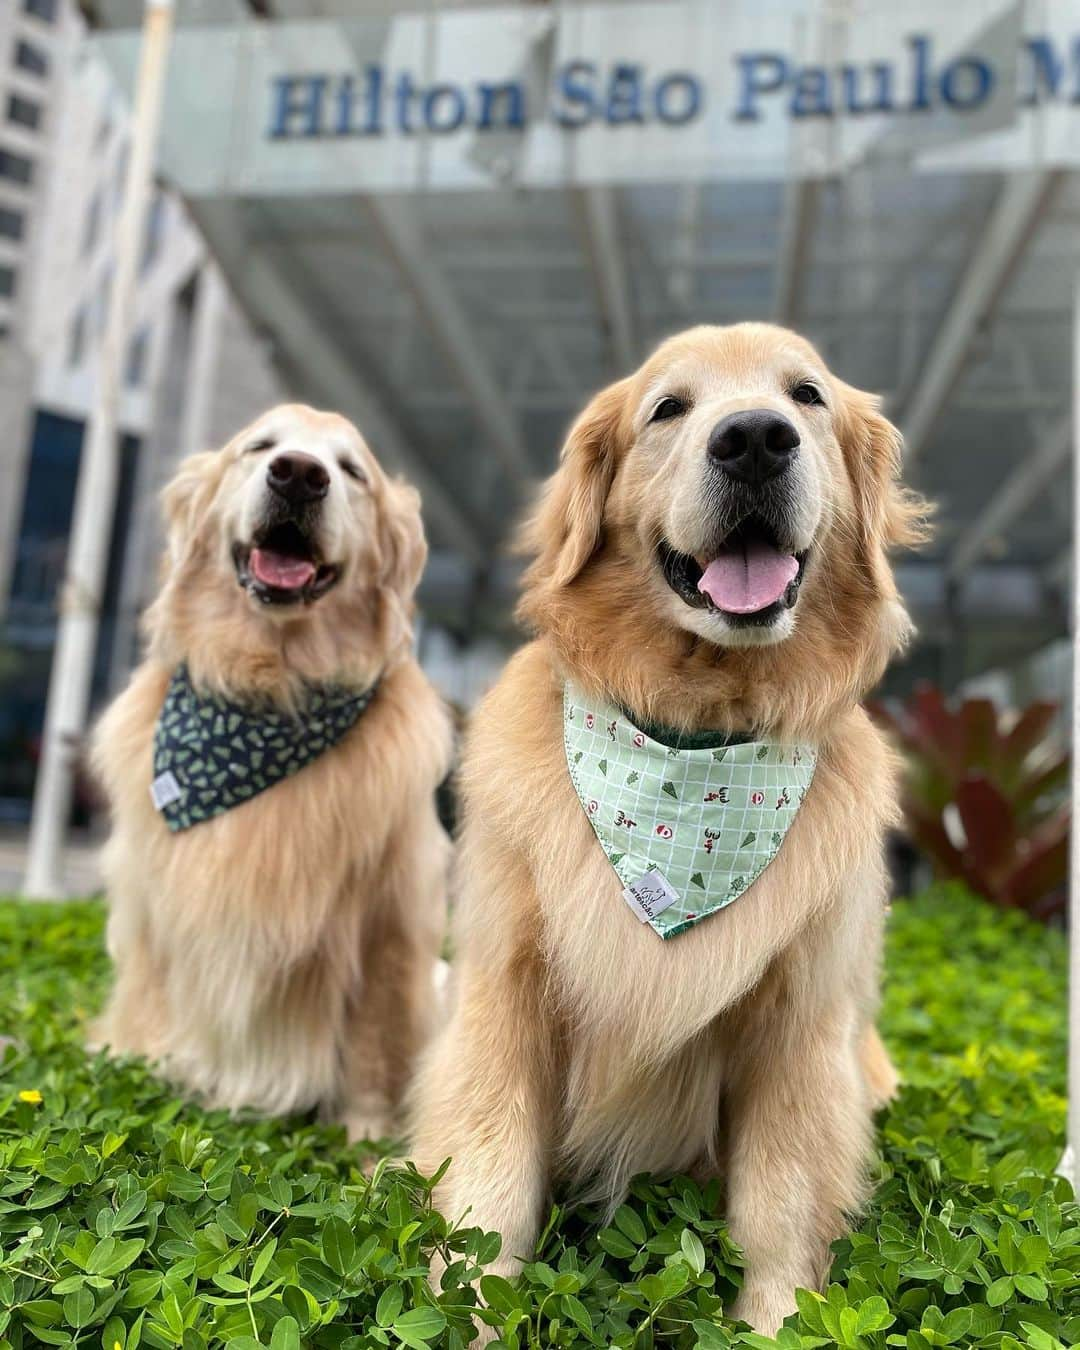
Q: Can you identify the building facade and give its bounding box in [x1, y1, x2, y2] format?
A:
[0, 0, 283, 819]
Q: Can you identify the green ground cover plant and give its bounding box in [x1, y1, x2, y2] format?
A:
[0, 884, 1074, 1350]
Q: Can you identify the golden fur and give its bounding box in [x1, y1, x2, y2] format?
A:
[93, 404, 451, 1137]
[410, 325, 928, 1334]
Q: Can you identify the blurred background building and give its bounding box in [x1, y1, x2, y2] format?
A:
[0, 0, 1076, 828]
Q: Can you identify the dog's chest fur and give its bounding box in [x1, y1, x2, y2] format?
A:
[464, 642, 896, 1137]
[96, 659, 448, 1113]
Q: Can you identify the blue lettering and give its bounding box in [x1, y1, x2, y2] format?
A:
[734, 53, 790, 121]
[554, 61, 597, 127]
[423, 84, 466, 133]
[361, 65, 384, 135]
[909, 34, 933, 111]
[840, 63, 894, 114]
[268, 74, 328, 138]
[606, 64, 645, 123]
[394, 72, 417, 133]
[476, 81, 526, 130]
[940, 57, 994, 109]
[790, 66, 832, 117]
[1021, 36, 1080, 105]
[654, 72, 701, 124]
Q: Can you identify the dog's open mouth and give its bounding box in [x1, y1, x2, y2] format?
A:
[233, 521, 340, 606]
[659, 517, 808, 625]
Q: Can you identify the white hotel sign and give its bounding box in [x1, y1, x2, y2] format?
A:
[96, 1, 1080, 195]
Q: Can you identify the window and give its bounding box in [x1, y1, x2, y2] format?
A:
[67, 306, 86, 365]
[0, 149, 33, 186]
[0, 265, 17, 298]
[140, 192, 165, 272]
[125, 327, 149, 387]
[113, 142, 129, 207]
[23, 0, 59, 21]
[94, 264, 112, 334]
[0, 206, 24, 239]
[81, 189, 101, 257]
[14, 40, 49, 79]
[8, 94, 42, 131]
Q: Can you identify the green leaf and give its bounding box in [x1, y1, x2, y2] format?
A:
[391, 1305, 447, 1347]
[269, 1316, 300, 1350]
[680, 1228, 706, 1276]
[321, 1216, 356, 1276]
[375, 1284, 404, 1327]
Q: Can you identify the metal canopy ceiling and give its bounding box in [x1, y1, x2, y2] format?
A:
[87, 4, 1079, 686]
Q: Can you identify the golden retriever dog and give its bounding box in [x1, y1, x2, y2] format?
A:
[411, 324, 926, 1334]
[92, 404, 451, 1139]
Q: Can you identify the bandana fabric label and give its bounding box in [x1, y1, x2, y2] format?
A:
[563, 682, 816, 939]
[152, 665, 378, 833]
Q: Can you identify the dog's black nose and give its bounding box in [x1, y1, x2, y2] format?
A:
[267, 452, 330, 505]
[707, 410, 800, 485]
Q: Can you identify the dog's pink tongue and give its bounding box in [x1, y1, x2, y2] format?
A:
[250, 548, 316, 590]
[698, 538, 799, 614]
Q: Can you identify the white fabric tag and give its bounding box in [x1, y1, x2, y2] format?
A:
[621, 869, 679, 923]
[150, 770, 183, 811]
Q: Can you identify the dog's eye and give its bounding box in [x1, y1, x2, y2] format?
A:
[790, 382, 825, 408]
[339, 458, 367, 484]
[649, 396, 687, 424]
[246, 437, 276, 454]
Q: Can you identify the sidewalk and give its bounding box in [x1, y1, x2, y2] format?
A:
[0, 827, 103, 899]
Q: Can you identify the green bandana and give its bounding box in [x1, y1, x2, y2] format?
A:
[563, 682, 816, 939]
[151, 664, 378, 832]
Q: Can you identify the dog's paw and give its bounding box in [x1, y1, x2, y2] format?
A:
[343, 1108, 393, 1146]
[729, 1282, 797, 1337]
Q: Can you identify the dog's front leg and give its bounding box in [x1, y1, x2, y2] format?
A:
[410, 942, 557, 1288]
[340, 831, 447, 1144]
[723, 938, 874, 1335]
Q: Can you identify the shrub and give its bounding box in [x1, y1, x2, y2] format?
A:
[0, 885, 1074, 1349]
[870, 687, 1069, 921]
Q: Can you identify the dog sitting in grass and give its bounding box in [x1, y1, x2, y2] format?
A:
[411, 325, 926, 1336]
[92, 404, 451, 1139]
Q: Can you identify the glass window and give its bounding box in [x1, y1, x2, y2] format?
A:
[94, 264, 112, 334]
[124, 327, 149, 387]
[140, 192, 165, 272]
[0, 206, 24, 240]
[0, 265, 17, 298]
[8, 94, 42, 131]
[67, 306, 86, 366]
[23, 0, 59, 21]
[81, 189, 101, 257]
[113, 142, 129, 207]
[14, 40, 49, 79]
[0, 149, 33, 186]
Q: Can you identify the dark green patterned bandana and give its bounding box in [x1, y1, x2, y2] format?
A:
[151, 664, 378, 832]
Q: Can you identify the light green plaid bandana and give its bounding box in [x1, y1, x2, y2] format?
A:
[563, 682, 816, 939]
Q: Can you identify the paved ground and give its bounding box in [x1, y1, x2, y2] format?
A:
[0, 827, 103, 899]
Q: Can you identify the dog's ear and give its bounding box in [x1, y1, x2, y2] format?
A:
[834, 381, 931, 562]
[378, 477, 427, 596]
[376, 476, 427, 652]
[519, 377, 631, 594]
[161, 450, 225, 569]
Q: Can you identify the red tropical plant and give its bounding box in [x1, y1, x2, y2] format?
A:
[869, 684, 1069, 921]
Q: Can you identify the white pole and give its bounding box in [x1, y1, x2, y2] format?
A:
[1066, 269, 1080, 1186]
[23, 0, 175, 899]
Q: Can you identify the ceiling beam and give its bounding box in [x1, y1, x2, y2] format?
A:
[367, 196, 534, 486]
[574, 185, 637, 372]
[190, 200, 488, 564]
[946, 414, 1071, 582]
[774, 180, 821, 325]
[900, 170, 1059, 461]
